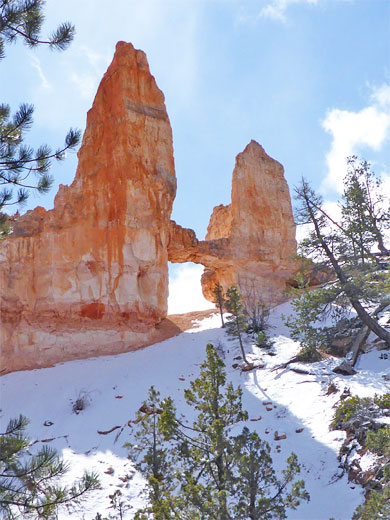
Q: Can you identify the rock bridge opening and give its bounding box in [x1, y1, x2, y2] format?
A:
[166, 138, 297, 305]
[167, 262, 211, 315]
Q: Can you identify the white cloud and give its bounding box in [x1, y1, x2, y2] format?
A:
[259, 0, 319, 22]
[321, 84, 390, 194]
[371, 83, 390, 110]
[29, 54, 51, 90]
[295, 222, 312, 244]
[79, 45, 110, 70]
[69, 45, 111, 100]
[322, 200, 342, 222]
[168, 263, 214, 315]
[70, 72, 98, 100]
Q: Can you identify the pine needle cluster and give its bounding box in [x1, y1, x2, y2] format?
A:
[0, 0, 80, 233]
[0, 415, 99, 519]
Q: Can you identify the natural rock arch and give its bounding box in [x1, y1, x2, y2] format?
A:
[168, 140, 297, 302]
[0, 42, 296, 373]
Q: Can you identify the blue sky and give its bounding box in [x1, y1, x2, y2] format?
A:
[1, 0, 389, 311]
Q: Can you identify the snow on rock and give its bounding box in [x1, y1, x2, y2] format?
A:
[1, 303, 389, 519]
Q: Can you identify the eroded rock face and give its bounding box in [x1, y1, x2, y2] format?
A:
[206, 204, 232, 240]
[0, 42, 176, 373]
[229, 141, 296, 265]
[169, 141, 297, 303]
[1, 42, 297, 374]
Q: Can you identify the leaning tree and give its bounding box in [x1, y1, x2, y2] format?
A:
[292, 166, 390, 351]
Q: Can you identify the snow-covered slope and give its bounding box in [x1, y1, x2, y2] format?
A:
[1, 303, 390, 519]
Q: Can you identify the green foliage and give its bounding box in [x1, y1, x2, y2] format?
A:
[0, 1, 80, 212]
[374, 393, 390, 410]
[0, 0, 75, 58]
[0, 212, 10, 237]
[108, 489, 131, 519]
[0, 415, 99, 519]
[342, 157, 390, 259]
[284, 285, 342, 360]
[255, 330, 274, 348]
[332, 394, 390, 454]
[365, 426, 390, 457]
[232, 429, 308, 520]
[291, 254, 323, 288]
[353, 481, 390, 520]
[92, 489, 132, 519]
[127, 344, 309, 520]
[331, 396, 373, 430]
[225, 286, 249, 364]
[286, 257, 390, 362]
[345, 267, 390, 307]
[332, 394, 390, 519]
[123, 386, 176, 518]
[331, 391, 390, 519]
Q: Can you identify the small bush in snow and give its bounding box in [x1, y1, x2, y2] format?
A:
[365, 426, 390, 457]
[332, 392, 390, 519]
[225, 285, 249, 365]
[238, 275, 272, 334]
[331, 396, 373, 430]
[255, 330, 274, 348]
[71, 390, 91, 414]
[374, 393, 390, 410]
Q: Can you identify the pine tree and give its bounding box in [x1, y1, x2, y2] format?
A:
[225, 286, 249, 364]
[293, 175, 390, 348]
[342, 157, 390, 258]
[212, 282, 225, 328]
[284, 283, 342, 361]
[0, 0, 80, 230]
[127, 344, 309, 519]
[178, 344, 247, 520]
[233, 428, 307, 520]
[0, 415, 99, 519]
[124, 387, 176, 520]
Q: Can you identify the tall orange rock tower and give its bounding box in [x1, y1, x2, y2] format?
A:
[0, 42, 177, 372]
[203, 140, 297, 300]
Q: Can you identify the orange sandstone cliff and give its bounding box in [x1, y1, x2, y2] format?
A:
[0, 42, 298, 374]
[0, 42, 177, 373]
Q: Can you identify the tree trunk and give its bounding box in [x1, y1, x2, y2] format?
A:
[350, 325, 370, 367]
[307, 195, 390, 346]
[375, 228, 390, 254]
[219, 300, 225, 328]
[236, 319, 248, 364]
